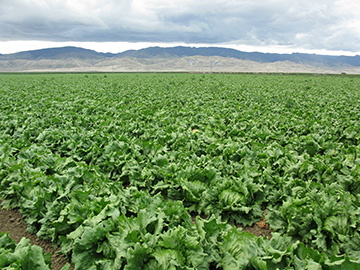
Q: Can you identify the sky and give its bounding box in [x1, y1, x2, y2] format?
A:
[0, 0, 360, 56]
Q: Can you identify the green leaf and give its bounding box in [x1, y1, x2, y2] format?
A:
[220, 228, 265, 269]
[152, 248, 183, 270]
[0, 232, 16, 251]
[10, 238, 51, 270]
[124, 242, 151, 270]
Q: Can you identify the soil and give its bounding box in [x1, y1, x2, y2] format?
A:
[0, 204, 74, 270]
[244, 209, 273, 239]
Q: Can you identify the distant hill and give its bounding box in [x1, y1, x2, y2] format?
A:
[118, 46, 360, 67]
[1, 46, 360, 73]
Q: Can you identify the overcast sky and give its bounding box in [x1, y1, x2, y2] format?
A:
[1, 0, 360, 55]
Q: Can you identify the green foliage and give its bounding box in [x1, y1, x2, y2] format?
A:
[1, 73, 360, 269]
[0, 232, 57, 270]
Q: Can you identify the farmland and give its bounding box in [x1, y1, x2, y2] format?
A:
[1, 73, 360, 269]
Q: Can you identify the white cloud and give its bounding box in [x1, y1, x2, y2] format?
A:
[0, 0, 359, 54]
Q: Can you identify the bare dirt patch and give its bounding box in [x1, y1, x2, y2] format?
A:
[0, 204, 73, 270]
[243, 209, 273, 239]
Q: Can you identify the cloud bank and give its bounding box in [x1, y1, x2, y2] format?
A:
[1, 0, 360, 53]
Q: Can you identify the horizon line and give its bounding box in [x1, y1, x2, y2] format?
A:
[1, 43, 359, 58]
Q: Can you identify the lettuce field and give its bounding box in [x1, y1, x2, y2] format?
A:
[1, 73, 360, 269]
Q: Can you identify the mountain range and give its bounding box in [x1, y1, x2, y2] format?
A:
[1, 46, 359, 73]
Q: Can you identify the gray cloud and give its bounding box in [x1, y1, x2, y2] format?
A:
[0, 0, 359, 52]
